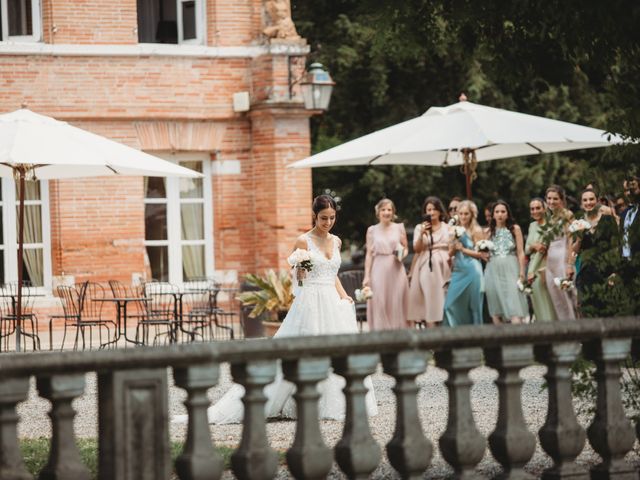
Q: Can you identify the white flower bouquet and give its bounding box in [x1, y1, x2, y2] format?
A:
[568, 219, 592, 239]
[354, 286, 373, 302]
[516, 278, 533, 295]
[453, 226, 466, 239]
[448, 214, 460, 226]
[394, 244, 405, 262]
[287, 248, 313, 286]
[475, 239, 494, 252]
[553, 277, 574, 291]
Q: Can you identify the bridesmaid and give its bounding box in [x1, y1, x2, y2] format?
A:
[443, 200, 487, 326]
[363, 198, 409, 329]
[574, 188, 622, 317]
[544, 185, 576, 320]
[525, 197, 557, 322]
[408, 196, 451, 328]
[484, 200, 528, 324]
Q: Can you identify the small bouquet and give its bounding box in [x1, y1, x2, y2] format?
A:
[516, 278, 534, 295]
[475, 239, 494, 252]
[287, 248, 313, 286]
[453, 226, 466, 239]
[553, 277, 574, 291]
[394, 244, 405, 262]
[448, 214, 460, 226]
[568, 219, 592, 240]
[354, 286, 373, 302]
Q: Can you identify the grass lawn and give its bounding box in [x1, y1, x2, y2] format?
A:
[20, 438, 240, 478]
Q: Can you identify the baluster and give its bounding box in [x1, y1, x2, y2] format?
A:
[0, 376, 31, 480]
[173, 364, 223, 480]
[282, 357, 333, 480]
[534, 343, 587, 480]
[381, 350, 430, 480]
[230, 360, 279, 480]
[333, 353, 381, 480]
[435, 347, 486, 479]
[485, 344, 536, 480]
[583, 338, 637, 479]
[36, 374, 90, 480]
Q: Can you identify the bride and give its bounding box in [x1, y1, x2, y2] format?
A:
[179, 194, 377, 424]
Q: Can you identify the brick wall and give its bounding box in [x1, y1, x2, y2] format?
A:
[1, 0, 315, 333]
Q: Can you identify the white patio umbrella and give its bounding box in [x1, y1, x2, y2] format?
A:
[0, 108, 201, 350]
[289, 97, 625, 197]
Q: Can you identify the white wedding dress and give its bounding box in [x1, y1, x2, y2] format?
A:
[194, 233, 378, 424]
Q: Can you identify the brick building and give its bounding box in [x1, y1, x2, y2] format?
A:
[0, 0, 315, 305]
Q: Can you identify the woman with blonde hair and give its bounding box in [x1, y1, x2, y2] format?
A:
[443, 200, 488, 326]
[363, 198, 409, 329]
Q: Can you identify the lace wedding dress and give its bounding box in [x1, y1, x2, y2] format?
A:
[182, 234, 378, 425]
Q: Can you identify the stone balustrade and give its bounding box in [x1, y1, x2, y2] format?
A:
[1, 317, 639, 479]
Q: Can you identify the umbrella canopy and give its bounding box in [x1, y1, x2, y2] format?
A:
[0, 108, 200, 179]
[0, 108, 201, 351]
[289, 99, 625, 197]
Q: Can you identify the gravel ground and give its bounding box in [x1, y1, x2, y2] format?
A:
[17, 364, 640, 479]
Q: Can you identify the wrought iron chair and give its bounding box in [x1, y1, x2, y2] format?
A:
[137, 282, 178, 346]
[337, 270, 367, 331]
[181, 280, 235, 341]
[57, 282, 116, 350]
[0, 282, 41, 351]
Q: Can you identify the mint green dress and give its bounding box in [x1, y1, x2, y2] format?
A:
[484, 228, 528, 318]
[525, 221, 556, 322]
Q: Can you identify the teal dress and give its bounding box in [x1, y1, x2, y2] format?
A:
[444, 232, 484, 326]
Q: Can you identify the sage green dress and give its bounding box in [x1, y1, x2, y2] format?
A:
[525, 221, 557, 322]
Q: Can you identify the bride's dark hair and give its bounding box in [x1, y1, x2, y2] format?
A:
[312, 194, 337, 214]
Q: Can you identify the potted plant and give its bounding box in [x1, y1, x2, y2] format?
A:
[236, 270, 293, 336]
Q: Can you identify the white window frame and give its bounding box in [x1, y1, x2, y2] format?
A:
[0, 0, 42, 42]
[144, 152, 213, 285]
[177, 0, 205, 45]
[0, 178, 52, 291]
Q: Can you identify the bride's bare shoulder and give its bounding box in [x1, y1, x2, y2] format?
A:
[294, 234, 308, 250]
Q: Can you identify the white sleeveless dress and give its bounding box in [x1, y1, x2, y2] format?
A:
[197, 234, 378, 424]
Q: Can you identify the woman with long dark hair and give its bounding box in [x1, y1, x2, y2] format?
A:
[408, 196, 451, 327]
[484, 200, 528, 323]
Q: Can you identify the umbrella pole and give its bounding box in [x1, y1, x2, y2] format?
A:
[465, 171, 472, 199]
[15, 167, 26, 352]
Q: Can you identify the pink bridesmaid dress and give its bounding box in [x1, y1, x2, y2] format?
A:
[366, 223, 409, 330]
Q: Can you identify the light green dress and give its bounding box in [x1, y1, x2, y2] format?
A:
[525, 221, 557, 322]
[485, 228, 528, 318]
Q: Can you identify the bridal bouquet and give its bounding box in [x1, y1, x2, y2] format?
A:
[568, 219, 592, 240]
[475, 239, 494, 252]
[354, 286, 373, 302]
[516, 278, 534, 295]
[553, 277, 574, 291]
[448, 214, 460, 226]
[288, 248, 313, 286]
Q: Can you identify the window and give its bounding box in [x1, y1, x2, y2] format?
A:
[136, 0, 204, 45]
[0, 0, 42, 41]
[144, 154, 213, 284]
[0, 178, 52, 288]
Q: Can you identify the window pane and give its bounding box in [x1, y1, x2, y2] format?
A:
[23, 247, 43, 286]
[145, 177, 167, 199]
[181, 1, 196, 40]
[0, 206, 3, 244]
[182, 245, 204, 281]
[146, 246, 169, 282]
[179, 161, 203, 198]
[180, 204, 203, 240]
[8, 0, 33, 36]
[145, 204, 168, 240]
[16, 205, 42, 243]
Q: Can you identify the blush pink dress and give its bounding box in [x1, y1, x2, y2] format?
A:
[366, 223, 409, 330]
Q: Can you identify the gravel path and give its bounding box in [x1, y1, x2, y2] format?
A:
[16, 364, 640, 478]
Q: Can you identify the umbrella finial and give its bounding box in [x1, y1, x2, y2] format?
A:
[20, 101, 28, 109]
[458, 92, 468, 102]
